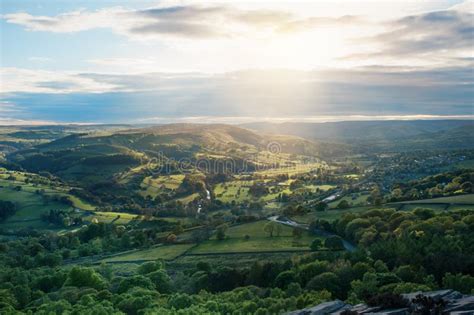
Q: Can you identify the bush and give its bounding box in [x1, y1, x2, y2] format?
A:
[324, 236, 345, 250]
[64, 267, 107, 290]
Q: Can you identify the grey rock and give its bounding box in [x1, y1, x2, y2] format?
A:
[445, 295, 474, 312]
[287, 300, 349, 315]
[288, 290, 474, 315]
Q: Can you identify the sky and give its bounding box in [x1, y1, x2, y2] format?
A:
[0, 0, 473, 124]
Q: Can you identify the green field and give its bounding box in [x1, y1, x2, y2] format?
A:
[0, 170, 95, 229]
[0, 171, 95, 211]
[293, 207, 372, 223]
[398, 204, 448, 211]
[175, 193, 200, 204]
[328, 193, 369, 208]
[214, 181, 252, 203]
[190, 220, 317, 254]
[83, 211, 139, 224]
[452, 159, 474, 170]
[397, 194, 474, 204]
[214, 179, 331, 204]
[139, 174, 185, 198]
[254, 162, 324, 177]
[0, 188, 72, 228]
[101, 244, 195, 262]
[392, 194, 474, 212]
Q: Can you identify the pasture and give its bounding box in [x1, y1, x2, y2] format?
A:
[190, 220, 318, 254]
[139, 174, 185, 198]
[328, 192, 370, 208]
[293, 206, 372, 223]
[0, 187, 71, 228]
[101, 244, 195, 262]
[82, 211, 139, 224]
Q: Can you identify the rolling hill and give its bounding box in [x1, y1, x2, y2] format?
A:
[4, 124, 327, 203]
[243, 120, 474, 152]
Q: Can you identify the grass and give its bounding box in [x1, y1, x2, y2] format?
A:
[175, 193, 200, 204]
[191, 238, 313, 254]
[214, 180, 330, 204]
[305, 184, 336, 192]
[293, 207, 372, 223]
[214, 181, 252, 203]
[328, 193, 369, 209]
[395, 194, 474, 204]
[452, 159, 474, 170]
[139, 174, 185, 198]
[83, 211, 139, 224]
[398, 204, 447, 212]
[344, 174, 360, 179]
[254, 162, 324, 177]
[102, 244, 195, 262]
[0, 170, 95, 230]
[447, 205, 474, 211]
[0, 170, 95, 211]
[190, 220, 317, 254]
[169, 252, 299, 272]
[0, 188, 71, 222]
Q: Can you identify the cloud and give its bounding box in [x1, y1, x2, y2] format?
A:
[378, 10, 474, 55]
[0, 68, 120, 94]
[2, 4, 362, 40]
[1, 66, 472, 123]
[344, 4, 474, 64]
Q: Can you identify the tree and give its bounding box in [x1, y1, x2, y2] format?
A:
[64, 266, 107, 290]
[292, 228, 303, 240]
[306, 272, 341, 297]
[370, 187, 383, 206]
[0, 201, 16, 222]
[299, 261, 330, 286]
[324, 236, 345, 250]
[310, 239, 323, 251]
[442, 273, 474, 294]
[314, 202, 328, 212]
[263, 221, 283, 237]
[166, 234, 177, 243]
[168, 293, 194, 310]
[147, 270, 172, 293]
[138, 261, 164, 275]
[460, 181, 472, 193]
[216, 224, 228, 240]
[264, 221, 277, 237]
[275, 224, 283, 236]
[337, 200, 350, 209]
[275, 271, 297, 289]
[117, 275, 155, 294]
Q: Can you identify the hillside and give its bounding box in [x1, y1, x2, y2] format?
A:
[4, 124, 328, 206]
[243, 120, 474, 152]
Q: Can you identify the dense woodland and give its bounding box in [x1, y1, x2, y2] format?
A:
[1, 208, 473, 313]
[0, 123, 473, 314]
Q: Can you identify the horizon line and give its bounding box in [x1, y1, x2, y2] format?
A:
[0, 114, 473, 127]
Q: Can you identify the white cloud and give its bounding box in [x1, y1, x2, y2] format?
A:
[0, 68, 120, 94]
[135, 114, 474, 124]
[4, 1, 472, 71]
[2, 4, 363, 40]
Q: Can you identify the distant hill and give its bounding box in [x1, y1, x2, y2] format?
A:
[6, 124, 329, 187]
[242, 120, 474, 152]
[0, 124, 134, 153]
[31, 123, 323, 156]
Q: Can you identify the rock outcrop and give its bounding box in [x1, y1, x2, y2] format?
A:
[287, 290, 474, 315]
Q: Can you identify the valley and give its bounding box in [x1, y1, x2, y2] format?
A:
[0, 121, 473, 314]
